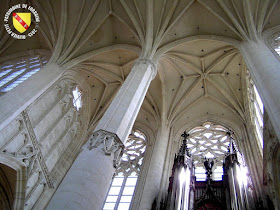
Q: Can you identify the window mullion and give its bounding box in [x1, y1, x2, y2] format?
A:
[0, 67, 17, 80]
[0, 67, 31, 90]
[114, 175, 128, 210]
[255, 103, 263, 125]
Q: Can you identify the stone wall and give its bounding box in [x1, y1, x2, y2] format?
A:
[263, 111, 280, 209]
[0, 76, 88, 209]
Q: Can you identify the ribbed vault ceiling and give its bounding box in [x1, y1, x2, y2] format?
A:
[0, 0, 279, 135]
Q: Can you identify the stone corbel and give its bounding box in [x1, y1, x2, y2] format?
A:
[134, 58, 158, 79]
[88, 130, 124, 167]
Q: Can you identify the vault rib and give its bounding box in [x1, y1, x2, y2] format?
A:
[89, 86, 120, 130]
[62, 44, 141, 69]
[58, 0, 101, 64]
[167, 52, 200, 60]
[146, 91, 160, 119]
[152, 0, 195, 56]
[61, 0, 85, 56]
[165, 58, 185, 76]
[216, 0, 249, 40]
[82, 64, 123, 83]
[34, 0, 57, 45]
[171, 95, 204, 124]
[142, 100, 159, 122]
[203, 46, 235, 59]
[120, 0, 145, 44]
[60, 14, 110, 65]
[205, 49, 237, 75]
[169, 77, 202, 122]
[153, 0, 180, 55]
[231, 0, 247, 33]
[47, 0, 58, 36]
[197, 0, 243, 40]
[49, 0, 68, 64]
[222, 53, 239, 74]
[208, 95, 245, 121]
[38, 25, 53, 50]
[167, 54, 202, 74]
[109, 0, 112, 11]
[224, 76, 244, 112]
[133, 0, 145, 34]
[79, 68, 108, 85]
[93, 85, 108, 121]
[168, 79, 185, 121]
[242, 0, 257, 40]
[157, 62, 168, 121]
[262, 0, 278, 32]
[112, 12, 141, 43]
[207, 77, 244, 118]
[155, 0, 168, 39]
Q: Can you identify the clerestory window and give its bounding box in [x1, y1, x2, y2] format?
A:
[246, 73, 264, 148]
[103, 130, 146, 210]
[0, 55, 48, 95]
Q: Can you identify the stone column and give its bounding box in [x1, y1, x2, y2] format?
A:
[239, 39, 280, 139]
[46, 131, 123, 210]
[95, 58, 157, 143]
[138, 125, 170, 210]
[47, 59, 157, 210]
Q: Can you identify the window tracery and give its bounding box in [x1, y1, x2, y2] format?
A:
[0, 55, 48, 95]
[72, 86, 82, 111]
[186, 122, 239, 181]
[103, 130, 146, 210]
[246, 73, 264, 148]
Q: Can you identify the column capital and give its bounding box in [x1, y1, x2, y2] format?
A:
[135, 58, 158, 79]
[87, 130, 124, 167]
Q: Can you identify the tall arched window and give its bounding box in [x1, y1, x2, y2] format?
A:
[186, 122, 245, 181]
[0, 55, 48, 95]
[274, 36, 280, 56]
[247, 73, 264, 148]
[103, 130, 146, 210]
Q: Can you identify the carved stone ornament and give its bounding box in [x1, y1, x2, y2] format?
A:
[134, 58, 158, 79]
[88, 130, 124, 168]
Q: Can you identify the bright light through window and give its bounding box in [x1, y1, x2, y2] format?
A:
[72, 86, 82, 111]
[186, 122, 239, 181]
[247, 73, 264, 148]
[103, 130, 146, 210]
[0, 55, 48, 95]
[274, 36, 280, 56]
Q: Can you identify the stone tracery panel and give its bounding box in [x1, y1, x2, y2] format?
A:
[0, 76, 86, 209]
[115, 130, 146, 176]
[187, 122, 232, 166]
[186, 122, 247, 181]
[246, 72, 264, 148]
[103, 130, 147, 210]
